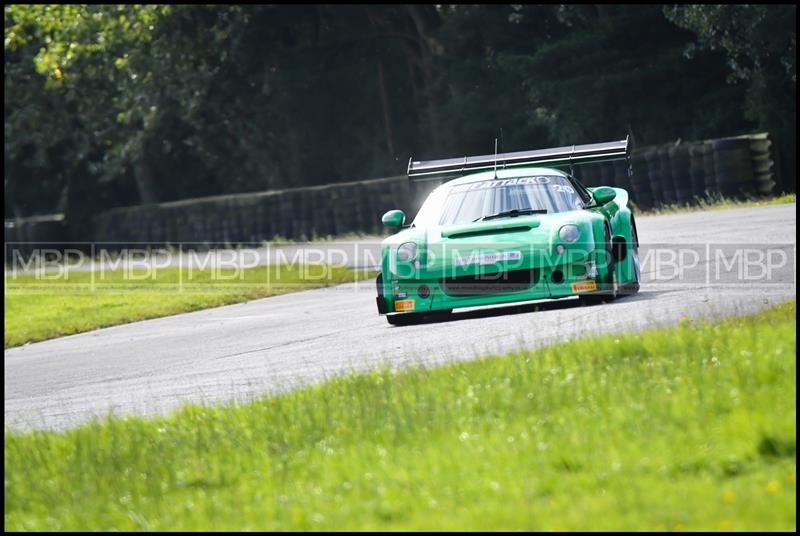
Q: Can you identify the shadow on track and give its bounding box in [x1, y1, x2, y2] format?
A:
[388, 289, 668, 326]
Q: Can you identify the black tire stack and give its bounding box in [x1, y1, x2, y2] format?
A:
[575, 162, 599, 187]
[702, 141, 718, 198]
[657, 145, 677, 205]
[712, 137, 756, 199]
[688, 142, 712, 201]
[628, 150, 654, 210]
[643, 146, 667, 207]
[668, 143, 693, 206]
[599, 160, 617, 188]
[749, 133, 777, 196]
[568, 132, 774, 210]
[611, 157, 632, 197]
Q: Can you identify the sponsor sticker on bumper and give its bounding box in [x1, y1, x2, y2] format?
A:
[571, 280, 597, 293]
[394, 299, 415, 312]
[454, 250, 522, 267]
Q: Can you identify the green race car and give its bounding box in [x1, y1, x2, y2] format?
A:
[376, 138, 641, 325]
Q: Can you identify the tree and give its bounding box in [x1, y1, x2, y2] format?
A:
[5, 4, 795, 235]
[664, 4, 796, 189]
[496, 5, 748, 148]
[5, 5, 169, 237]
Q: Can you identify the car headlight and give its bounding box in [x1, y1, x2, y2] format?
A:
[558, 224, 580, 243]
[397, 242, 418, 261]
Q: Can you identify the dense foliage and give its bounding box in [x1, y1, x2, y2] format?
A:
[4, 5, 796, 237]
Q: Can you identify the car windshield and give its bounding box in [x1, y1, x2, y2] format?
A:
[413, 175, 585, 227]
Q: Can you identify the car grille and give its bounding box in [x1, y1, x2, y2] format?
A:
[440, 268, 539, 296]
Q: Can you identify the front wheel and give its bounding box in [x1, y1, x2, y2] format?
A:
[618, 217, 641, 296]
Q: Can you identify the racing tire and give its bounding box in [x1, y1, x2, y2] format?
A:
[579, 224, 618, 306]
[376, 273, 387, 314]
[618, 217, 641, 296]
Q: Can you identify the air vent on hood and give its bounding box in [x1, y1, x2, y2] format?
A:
[444, 226, 532, 240]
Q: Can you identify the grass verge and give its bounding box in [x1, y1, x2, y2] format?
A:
[638, 192, 795, 216]
[5, 301, 796, 531]
[4, 264, 374, 348]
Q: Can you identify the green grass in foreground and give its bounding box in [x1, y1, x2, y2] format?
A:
[4, 264, 373, 348]
[638, 192, 795, 216]
[5, 301, 796, 531]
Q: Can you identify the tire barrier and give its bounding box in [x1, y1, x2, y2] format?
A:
[4, 214, 67, 261]
[628, 151, 654, 210]
[574, 162, 600, 187]
[712, 137, 756, 198]
[702, 140, 718, 194]
[611, 157, 631, 194]
[7, 133, 780, 250]
[688, 142, 711, 200]
[600, 160, 618, 189]
[92, 175, 415, 245]
[748, 133, 777, 195]
[643, 147, 665, 207]
[657, 145, 677, 205]
[626, 132, 777, 209]
[668, 143, 693, 205]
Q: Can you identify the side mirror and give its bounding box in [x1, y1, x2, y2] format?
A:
[592, 187, 617, 205]
[382, 209, 406, 231]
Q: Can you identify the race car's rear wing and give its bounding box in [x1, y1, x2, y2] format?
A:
[407, 136, 630, 182]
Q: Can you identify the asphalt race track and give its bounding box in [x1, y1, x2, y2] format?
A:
[5, 204, 796, 431]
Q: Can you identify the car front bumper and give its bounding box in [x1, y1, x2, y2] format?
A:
[379, 258, 603, 315]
